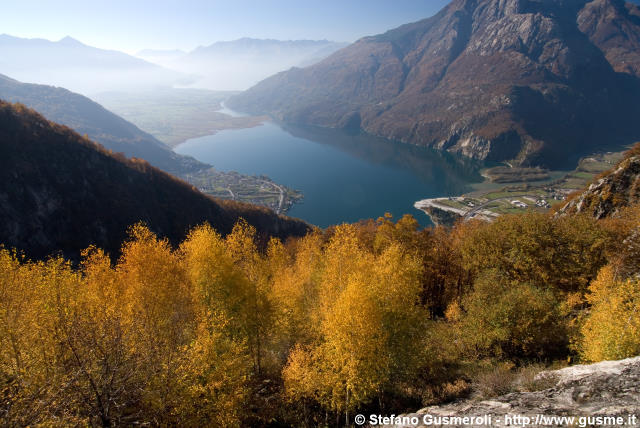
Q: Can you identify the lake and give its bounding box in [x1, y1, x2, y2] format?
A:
[175, 120, 484, 228]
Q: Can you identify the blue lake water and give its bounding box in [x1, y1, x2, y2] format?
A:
[175, 121, 484, 228]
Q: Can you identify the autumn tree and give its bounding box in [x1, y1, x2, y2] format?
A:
[457, 212, 608, 294]
[268, 232, 324, 362]
[458, 270, 567, 360]
[282, 224, 430, 422]
[580, 265, 640, 362]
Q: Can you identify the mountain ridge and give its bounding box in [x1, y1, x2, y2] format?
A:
[0, 73, 204, 175]
[559, 143, 640, 218]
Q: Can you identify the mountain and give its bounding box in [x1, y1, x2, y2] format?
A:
[560, 143, 640, 218]
[0, 100, 309, 260]
[0, 34, 189, 95]
[0, 73, 204, 174]
[149, 38, 348, 90]
[228, 0, 640, 168]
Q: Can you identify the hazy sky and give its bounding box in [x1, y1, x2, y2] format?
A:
[1, 0, 450, 53]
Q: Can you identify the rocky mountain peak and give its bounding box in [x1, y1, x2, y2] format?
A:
[58, 36, 83, 46]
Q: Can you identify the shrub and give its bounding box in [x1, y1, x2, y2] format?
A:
[473, 363, 517, 399]
[515, 365, 559, 392]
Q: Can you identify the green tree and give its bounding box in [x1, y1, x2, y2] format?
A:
[460, 270, 567, 359]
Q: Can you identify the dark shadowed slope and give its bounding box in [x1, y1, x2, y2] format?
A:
[0, 73, 205, 174]
[229, 0, 640, 168]
[0, 100, 309, 260]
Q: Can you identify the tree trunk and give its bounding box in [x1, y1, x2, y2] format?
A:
[345, 386, 349, 426]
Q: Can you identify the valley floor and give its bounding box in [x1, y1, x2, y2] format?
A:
[94, 89, 268, 147]
[416, 150, 625, 226]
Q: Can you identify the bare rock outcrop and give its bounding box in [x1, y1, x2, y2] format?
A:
[559, 154, 640, 218]
[388, 357, 640, 427]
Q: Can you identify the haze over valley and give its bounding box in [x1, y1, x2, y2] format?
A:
[136, 38, 349, 91]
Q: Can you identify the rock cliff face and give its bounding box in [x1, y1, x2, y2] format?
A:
[389, 356, 640, 427]
[560, 148, 640, 218]
[229, 0, 640, 168]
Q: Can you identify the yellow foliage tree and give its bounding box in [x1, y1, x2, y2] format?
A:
[268, 233, 323, 361]
[174, 312, 251, 427]
[117, 225, 196, 421]
[457, 213, 608, 293]
[282, 223, 430, 422]
[580, 265, 640, 362]
[224, 220, 274, 374]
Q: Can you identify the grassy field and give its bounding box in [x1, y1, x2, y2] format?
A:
[484, 166, 551, 183]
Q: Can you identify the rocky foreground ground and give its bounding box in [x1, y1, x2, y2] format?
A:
[385, 357, 640, 427]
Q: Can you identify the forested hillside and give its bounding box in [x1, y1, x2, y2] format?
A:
[3, 145, 640, 426]
[0, 100, 309, 260]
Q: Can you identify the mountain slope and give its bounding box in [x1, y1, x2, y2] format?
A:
[229, 0, 640, 168]
[0, 34, 188, 94]
[0, 100, 309, 260]
[560, 143, 640, 218]
[0, 73, 204, 174]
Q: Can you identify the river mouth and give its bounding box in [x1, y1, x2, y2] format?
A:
[175, 120, 485, 228]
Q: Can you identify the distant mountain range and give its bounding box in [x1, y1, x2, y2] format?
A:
[229, 0, 640, 168]
[137, 38, 348, 90]
[0, 73, 204, 174]
[0, 34, 189, 95]
[0, 33, 347, 93]
[0, 100, 309, 260]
